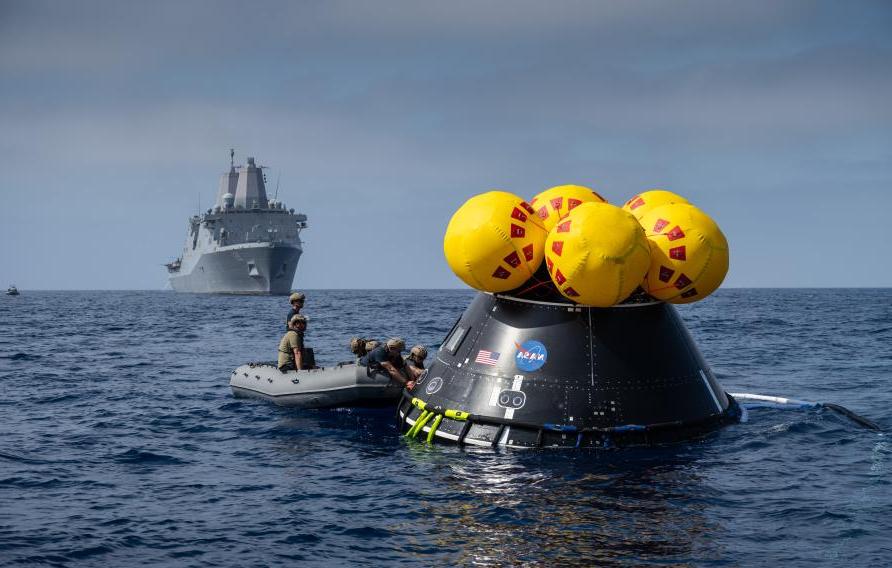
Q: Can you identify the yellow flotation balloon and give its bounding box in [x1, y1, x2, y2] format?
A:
[444, 191, 547, 292]
[622, 189, 689, 221]
[639, 203, 729, 304]
[544, 202, 650, 307]
[529, 184, 607, 231]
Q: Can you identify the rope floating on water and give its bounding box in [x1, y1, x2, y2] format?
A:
[729, 392, 881, 431]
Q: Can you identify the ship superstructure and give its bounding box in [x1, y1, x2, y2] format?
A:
[166, 151, 307, 294]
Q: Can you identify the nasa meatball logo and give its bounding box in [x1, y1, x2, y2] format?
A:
[425, 376, 444, 395]
[514, 340, 547, 372]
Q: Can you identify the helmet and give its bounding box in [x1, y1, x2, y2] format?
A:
[289, 314, 307, 326]
[350, 337, 367, 356]
[410, 345, 428, 360]
[289, 292, 306, 303]
[386, 337, 405, 351]
[365, 340, 380, 352]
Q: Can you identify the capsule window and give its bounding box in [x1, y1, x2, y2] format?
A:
[438, 316, 461, 352]
[443, 325, 469, 355]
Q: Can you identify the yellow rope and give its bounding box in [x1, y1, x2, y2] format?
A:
[409, 411, 436, 439]
[426, 414, 444, 444]
[406, 410, 430, 438]
[405, 396, 470, 444]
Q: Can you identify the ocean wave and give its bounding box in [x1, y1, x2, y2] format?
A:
[113, 448, 188, 465]
[1, 352, 41, 361]
[1, 289, 889, 565]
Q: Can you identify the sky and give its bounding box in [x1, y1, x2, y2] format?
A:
[1, 0, 890, 289]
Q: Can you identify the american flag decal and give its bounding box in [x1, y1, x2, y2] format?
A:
[475, 350, 500, 366]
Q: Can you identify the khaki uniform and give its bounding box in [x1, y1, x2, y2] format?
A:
[278, 330, 305, 369]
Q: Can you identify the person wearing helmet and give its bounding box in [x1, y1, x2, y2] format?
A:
[364, 337, 417, 389]
[357, 339, 380, 366]
[278, 314, 309, 372]
[349, 337, 369, 358]
[284, 292, 306, 330]
[405, 345, 428, 372]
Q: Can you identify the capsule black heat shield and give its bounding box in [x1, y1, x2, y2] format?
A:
[399, 293, 740, 448]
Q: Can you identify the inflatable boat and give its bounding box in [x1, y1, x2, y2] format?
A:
[230, 361, 403, 408]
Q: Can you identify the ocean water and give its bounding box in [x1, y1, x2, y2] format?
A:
[1, 289, 890, 567]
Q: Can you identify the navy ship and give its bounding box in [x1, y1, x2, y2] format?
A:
[166, 151, 308, 294]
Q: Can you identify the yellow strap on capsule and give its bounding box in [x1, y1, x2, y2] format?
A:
[405, 398, 429, 438]
[409, 410, 436, 439]
[445, 409, 469, 421]
[426, 415, 444, 444]
[405, 397, 470, 443]
[406, 410, 430, 438]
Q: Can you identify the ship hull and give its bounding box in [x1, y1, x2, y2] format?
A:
[169, 243, 301, 295]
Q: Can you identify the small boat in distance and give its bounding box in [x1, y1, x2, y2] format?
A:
[6, 285, 19, 296]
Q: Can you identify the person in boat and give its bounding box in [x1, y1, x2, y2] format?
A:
[278, 314, 309, 372]
[285, 292, 306, 330]
[357, 339, 381, 367]
[350, 337, 371, 358]
[405, 345, 428, 372]
[365, 337, 419, 390]
[349, 337, 385, 359]
[365, 339, 380, 353]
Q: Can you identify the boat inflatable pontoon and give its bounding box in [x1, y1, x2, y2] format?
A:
[230, 362, 402, 408]
[398, 293, 741, 448]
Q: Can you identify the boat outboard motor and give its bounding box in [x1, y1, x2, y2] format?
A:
[398, 293, 741, 448]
